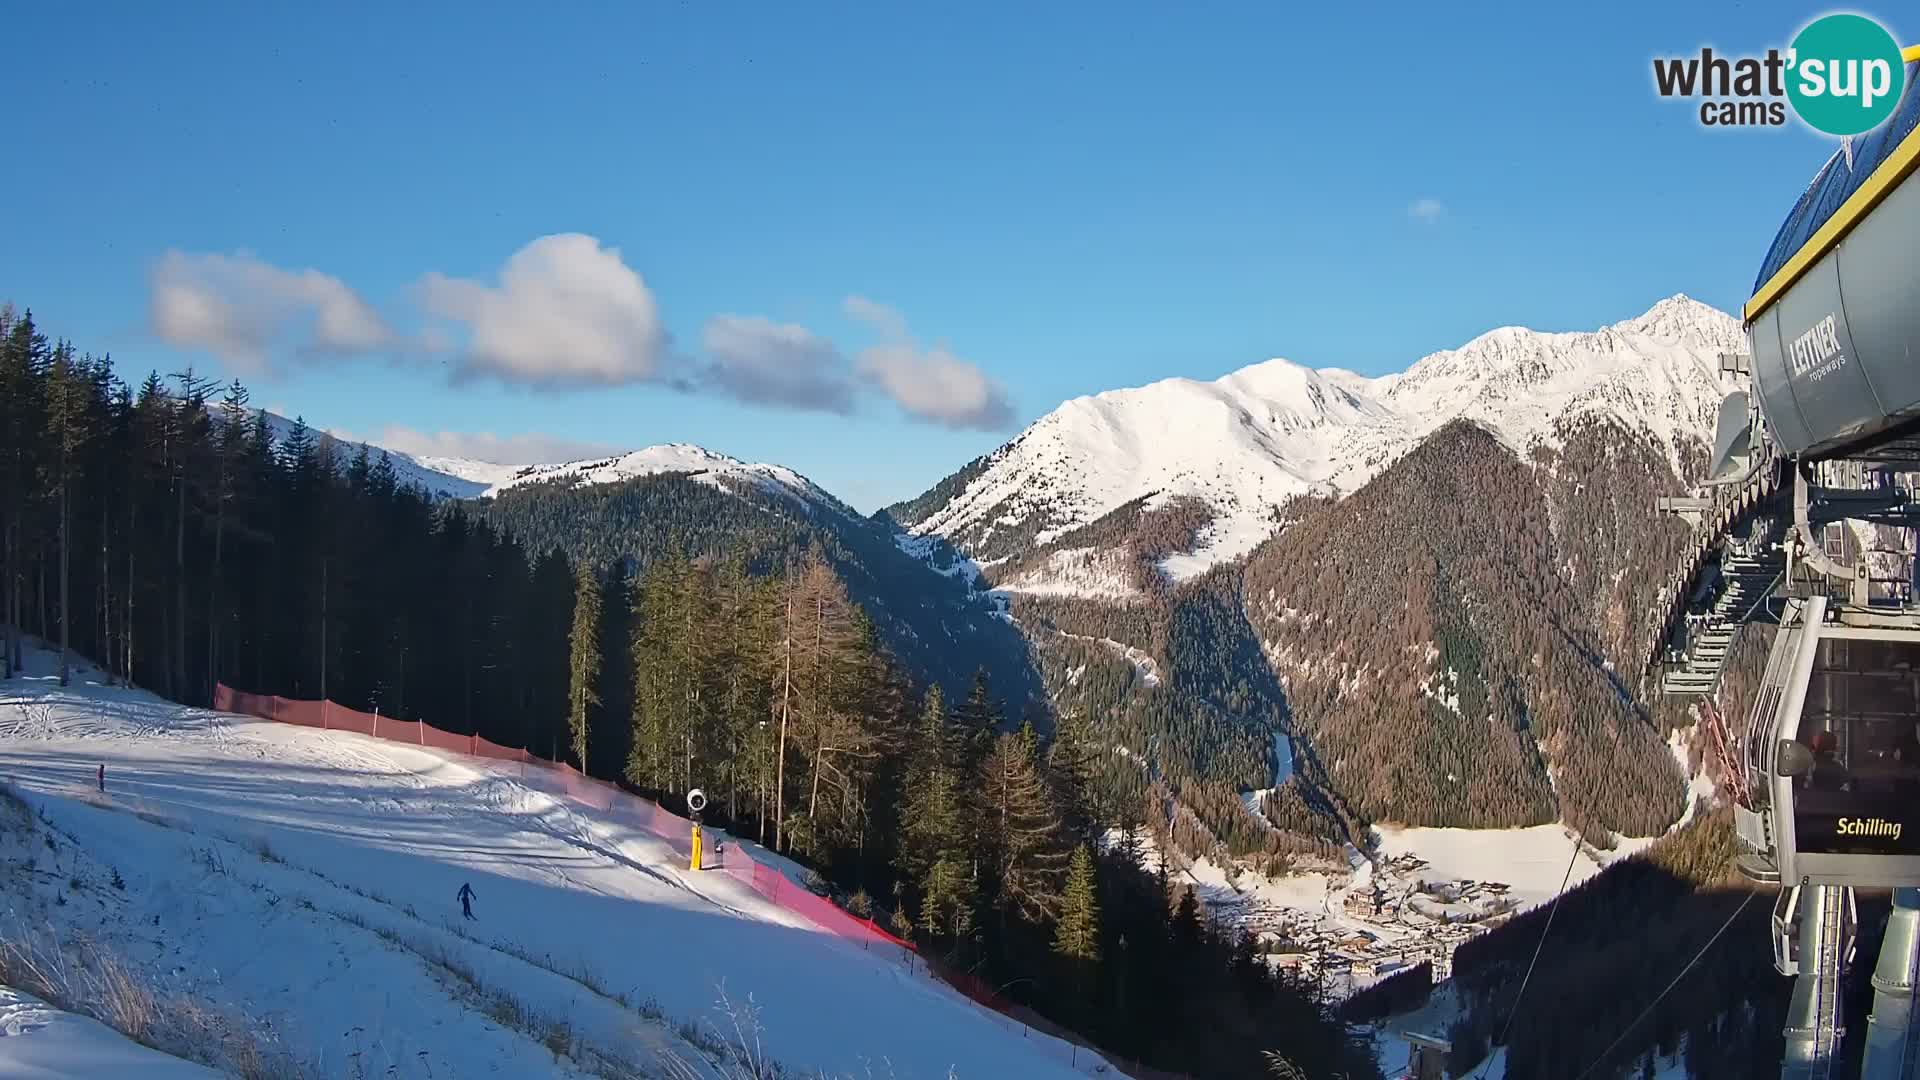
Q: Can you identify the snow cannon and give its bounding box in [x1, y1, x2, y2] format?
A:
[687, 788, 707, 871]
[1747, 57, 1920, 461]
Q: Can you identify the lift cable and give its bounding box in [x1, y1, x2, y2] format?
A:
[1470, 831, 1585, 1079]
[1569, 889, 1758, 1080]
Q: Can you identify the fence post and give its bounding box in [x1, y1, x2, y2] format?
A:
[419, 721, 424, 746]
[470, 733, 478, 755]
[322, 700, 330, 729]
[372, 707, 379, 740]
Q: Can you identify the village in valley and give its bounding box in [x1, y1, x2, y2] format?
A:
[1119, 830, 1537, 999]
[1253, 850, 1520, 992]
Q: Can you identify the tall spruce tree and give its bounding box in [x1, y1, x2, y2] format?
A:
[1054, 843, 1101, 961]
[44, 342, 94, 686]
[567, 561, 601, 768]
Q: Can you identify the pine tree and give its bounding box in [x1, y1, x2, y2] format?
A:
[921, 846, 976, 943]
[589, 561, 636, 782]
[713, 559, 775, 825]
[628, 554, 683, 791]
[897, 684, 951, 886]
[44, 343, 95, 686]
[205, 379, 250, 698]
[0, 309, 49, 679]
[980, 723, 1070, 922]
[1054, 843, 1101, 961]
[1047, 706, 1102, 841]
[567, 561, 600, 768]
[952, 668, 1002, 772]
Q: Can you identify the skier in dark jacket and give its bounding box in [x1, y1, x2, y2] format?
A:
[458, 882, 476, 920]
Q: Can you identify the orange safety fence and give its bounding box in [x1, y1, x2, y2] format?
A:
[211, 683, 1140, 1077]
[381, 718, 425, 746]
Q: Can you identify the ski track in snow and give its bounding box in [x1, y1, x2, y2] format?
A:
[0, 654, 1104, 1080]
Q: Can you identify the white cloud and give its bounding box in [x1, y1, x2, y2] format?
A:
[843, 294, 910, 340]
[1409, 198, 1446, 224]
[843, 295, 1014, 430]
[149, 251, 392, 373]
[416, 233, 670, 387]
[336, 424, 621, 465]
[701, 315, 856, 413]
[147, 241, 1017, 432]
[856, 343, 1016, 430]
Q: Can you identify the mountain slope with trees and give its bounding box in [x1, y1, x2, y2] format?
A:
[477, 472, 1043, 710]
[1242, 417, 1693, 839]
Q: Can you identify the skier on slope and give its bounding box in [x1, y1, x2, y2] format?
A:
[457, 881, 477, 920]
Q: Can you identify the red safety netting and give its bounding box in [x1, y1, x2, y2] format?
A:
[209, 683, 1138, 1077]
[274, 696, 325, 729]
[545, 761, 616, 811]
[473, 735, 535, 765]
[421, 723, 470, 755]
[381, 718, 425, 746]
[328, 704, 377, 738]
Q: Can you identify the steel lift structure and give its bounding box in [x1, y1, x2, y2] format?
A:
[1647, 62, 1920, 1080]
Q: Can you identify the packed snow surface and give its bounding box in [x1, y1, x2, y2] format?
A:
[0, 653, 1101, 1079]
[0, 985, 220, 1079]
[903, 295, 1742, 587]
[1371, 824, 1618, 909]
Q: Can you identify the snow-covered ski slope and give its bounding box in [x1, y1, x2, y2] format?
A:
[0, 653, 1107, 1079]
[0, 985, 219, 1078]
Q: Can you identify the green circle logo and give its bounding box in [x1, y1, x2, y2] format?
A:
[1787, 14, 1907, 136]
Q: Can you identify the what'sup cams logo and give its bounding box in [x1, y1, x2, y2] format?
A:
[1653, 12, 1916, 135]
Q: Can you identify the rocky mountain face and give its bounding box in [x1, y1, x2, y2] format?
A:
[891, 295, 1739, 599]
[897, 296, 1739, 849]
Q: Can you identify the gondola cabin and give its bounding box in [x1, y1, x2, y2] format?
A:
[1738, 596, 1920, 889]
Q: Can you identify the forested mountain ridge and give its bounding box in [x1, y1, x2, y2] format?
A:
[1243, 416, 1695, 840]
[476, 471, 1043, 708]
[254, 410, 1043, 709]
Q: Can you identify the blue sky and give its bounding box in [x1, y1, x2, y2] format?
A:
[0, 1, 1885, 511]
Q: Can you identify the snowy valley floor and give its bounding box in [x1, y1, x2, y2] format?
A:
[0, 653, 1103, 1080]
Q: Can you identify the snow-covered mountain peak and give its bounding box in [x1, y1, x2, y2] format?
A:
[429, 442, 847, 511]
[264, 413, 842, 513]
[1215, 357, 1394, 430]
[1609, 293, 1745, 348]
[897, 295, 1742, 592]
